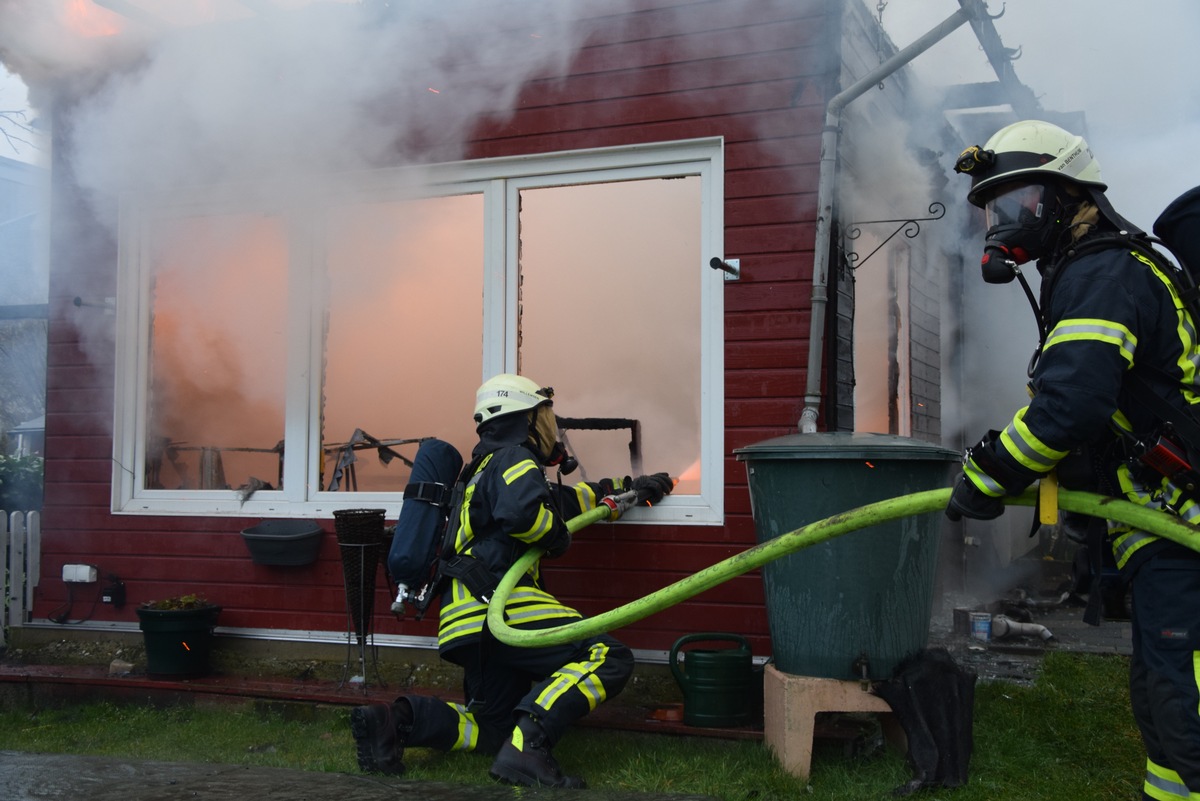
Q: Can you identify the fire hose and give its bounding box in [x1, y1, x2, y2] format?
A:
[486, 486, 1200, 648]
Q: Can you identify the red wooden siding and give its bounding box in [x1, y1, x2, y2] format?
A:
[34, 0, 839, 659]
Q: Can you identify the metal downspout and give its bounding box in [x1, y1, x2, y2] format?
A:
[798, 2, 982, 433]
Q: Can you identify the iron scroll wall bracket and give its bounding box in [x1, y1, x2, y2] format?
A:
[842, 202, 946, 270]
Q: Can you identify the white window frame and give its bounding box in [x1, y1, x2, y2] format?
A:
[112, 137, 725, 523]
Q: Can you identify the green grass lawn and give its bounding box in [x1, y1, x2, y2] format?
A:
[0, 651, 1142, 800]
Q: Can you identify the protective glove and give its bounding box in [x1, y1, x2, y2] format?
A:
[945, 474, 1005, 521]
[945, 430, 1027, 521]
[598, 476, 630, 496]
[632, 472, 674, 506]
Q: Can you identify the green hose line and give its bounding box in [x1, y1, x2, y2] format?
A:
[486, 487, 1200, 648]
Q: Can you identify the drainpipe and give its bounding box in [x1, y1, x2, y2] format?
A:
[798, 1, 985, 433]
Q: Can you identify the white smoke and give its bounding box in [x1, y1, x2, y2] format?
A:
[879, 0, 1200, 230]
[875, 1, 1200, 590]
[0, 0, 639, 221]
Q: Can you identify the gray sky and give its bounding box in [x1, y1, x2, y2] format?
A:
[0, 65, 36, 162]
[880, 0, 1200, 230]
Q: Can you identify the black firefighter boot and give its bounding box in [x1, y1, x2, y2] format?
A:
[488, 713, 586, 789]
[350, 698, 413, 775]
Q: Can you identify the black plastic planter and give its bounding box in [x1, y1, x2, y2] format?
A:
[136, 604, 222, 679]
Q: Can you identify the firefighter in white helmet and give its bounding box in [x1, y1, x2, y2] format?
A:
[950, 119, 1200, 797]
[351, 373, 673, 788]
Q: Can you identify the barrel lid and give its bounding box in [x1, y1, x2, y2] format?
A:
[734, 432, 958, 461]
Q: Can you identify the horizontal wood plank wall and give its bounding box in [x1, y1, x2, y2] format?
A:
[34, 0, 839, 659]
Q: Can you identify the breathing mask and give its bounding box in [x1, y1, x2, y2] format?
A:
[978, 181, 1064, 282]
[528, 403, 578, 475]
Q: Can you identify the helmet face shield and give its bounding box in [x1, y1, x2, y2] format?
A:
[530, 402, 558, 458]
[979, 180, 1064, 268]
[984, 183, 1045, 229]
[527, 399, 576, 472]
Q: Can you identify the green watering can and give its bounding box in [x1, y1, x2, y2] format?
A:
[669, 632, 756, 728]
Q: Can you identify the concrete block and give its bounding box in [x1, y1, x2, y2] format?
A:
[762, 664, 906, 780]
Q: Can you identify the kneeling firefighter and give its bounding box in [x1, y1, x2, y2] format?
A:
[948, 119, 1200, 797]
[351, 373, 674, 788]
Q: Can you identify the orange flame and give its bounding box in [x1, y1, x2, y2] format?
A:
[181, 641, 191, 651]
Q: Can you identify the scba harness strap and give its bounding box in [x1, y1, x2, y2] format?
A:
[403, 480, 454, 506]
[439, 554, 500, 604]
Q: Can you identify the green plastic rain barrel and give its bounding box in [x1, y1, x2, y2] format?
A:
[734, 432, 958, 680]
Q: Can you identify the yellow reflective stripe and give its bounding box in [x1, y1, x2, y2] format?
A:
[438, 581, 488, 643]
[503, 459, 539, 484]
[535, 641, 611, 712]
[574, 482, 599, 512]
[504, 586, 581, 623]
[441, 585, 580, 644]
[439, 599, 486, 626]
[999, 408, 1067, 473]
[1043, 317, 1137, 365]
[454, 483, 476, 552]
[964, 456, 1005, 497]
[511, 504, 554, 544]
[1111, 466, 1200, 569]
[450, 703, 479, 751]
[496, 457, 556, 544]
[1144, 757, 1197, 799]
[439, 617, 484, 645]
[1194, 651, 1200, 723]
[1139, 251, 1200, 405]
[506, 586, 560, 604]
[453, 454, 492, 553]
[1112, 467, 1162, 569]
[504, 603, 582, 626]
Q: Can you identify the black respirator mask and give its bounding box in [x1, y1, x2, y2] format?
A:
[529, 404, 578, 475]
[978, 182, 1065, 283]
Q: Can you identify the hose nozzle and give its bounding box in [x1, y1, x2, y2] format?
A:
[599, 490, 640, 520]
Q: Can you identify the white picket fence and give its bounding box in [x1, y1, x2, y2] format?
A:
[1, 510, 40, 648]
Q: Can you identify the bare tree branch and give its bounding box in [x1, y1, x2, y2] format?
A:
[0, 110, 40, 157]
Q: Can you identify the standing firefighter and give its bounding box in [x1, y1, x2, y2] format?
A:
[948, 119, 1200, 798]
[350, 373, 673, 789]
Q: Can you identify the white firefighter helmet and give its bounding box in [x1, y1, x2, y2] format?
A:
[955, 120, 1106, 208]
[473, 373, 552, 426]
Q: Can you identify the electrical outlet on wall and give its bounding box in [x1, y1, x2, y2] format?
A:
[61, 564, 98, 583]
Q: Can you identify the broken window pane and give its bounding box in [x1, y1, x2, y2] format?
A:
[321, 194, 484, 492]
[145, 214, 288, 491]
[517, 177, 702, 493]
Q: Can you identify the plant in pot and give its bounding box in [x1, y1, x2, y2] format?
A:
[135, 593, 222, 679]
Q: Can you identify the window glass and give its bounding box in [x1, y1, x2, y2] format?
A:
[117, 139, 723, 519]
[145, 214, 288, 491]
[517, 178, 702, 493]
[321, 194, 484, 492]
